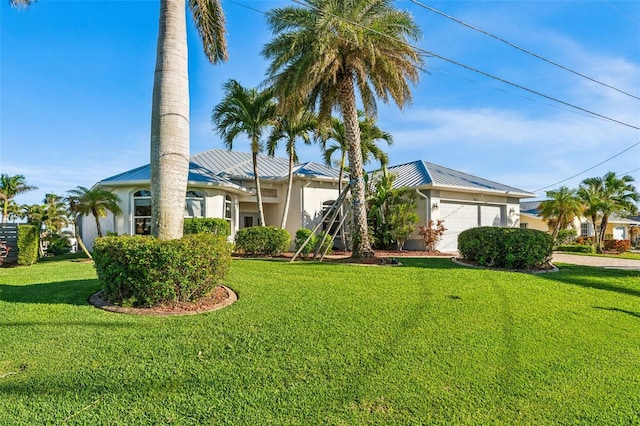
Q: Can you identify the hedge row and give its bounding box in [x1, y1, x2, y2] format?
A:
[234, 226, 290, 256]
[458, 227, 553, 270]
[17, 224, 39, 266]
[556, 244, 595, 254]
[93, 234, 232, 307]
[184, 218, 230, 236]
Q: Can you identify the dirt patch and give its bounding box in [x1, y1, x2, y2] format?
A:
[89, 285, 237, 316]
[235, 250, 455, 265]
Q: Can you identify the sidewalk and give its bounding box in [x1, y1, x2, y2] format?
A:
[552, 253, 640, 271]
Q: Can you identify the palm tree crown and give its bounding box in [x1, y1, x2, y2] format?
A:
[0, 173, 38, 223]
[66, 186, 122, 238]
[212, 79, 277, 226]
[263, 0, 423, 258]
[539, 186, 582, 239]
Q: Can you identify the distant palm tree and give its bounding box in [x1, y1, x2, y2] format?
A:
[150, 0, 227, 240]
[578, 172, 638, 252]
[263, 0, 423, 258]
[0, 174, 38, 223]
[212, 79, 277, 226]
[20, 203, 45, 228]
[66, 186, 122, 238]
[267, 109, 317, 228]
[539, 186, 583, 240]
[43, 193, 69, 234]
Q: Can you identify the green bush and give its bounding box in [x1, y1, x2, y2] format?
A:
[295, 228, 315, 257]
[314, 231, 333, 255]
[184, 218, 230, 236]
[93, 234, 232, 307]
[46, 233, 71, 256]
[17, 224, 39, 266]
[555, 229, 577, 246]
[603, 239, 631, 253]
[458, 227, 553, 270]
[234, 226, 290, 256]
[556, 244, 595, 253]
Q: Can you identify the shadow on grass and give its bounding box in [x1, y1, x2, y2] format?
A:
[594, 306, 640, 319]
[0, 279, 100, 306]
[539, 264, 640, 298]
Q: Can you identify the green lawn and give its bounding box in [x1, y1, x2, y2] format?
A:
[1, 258, 639, 425]
[556, 250, 640, 260]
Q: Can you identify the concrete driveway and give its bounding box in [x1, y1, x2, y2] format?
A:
[552, 253, 640, 271]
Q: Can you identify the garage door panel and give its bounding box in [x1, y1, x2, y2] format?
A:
[480, 205, 502, 227]
[438, 203, 478, 253]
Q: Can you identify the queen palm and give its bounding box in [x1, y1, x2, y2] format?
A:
[0, 174, 38, 223]
[263, 0, 423, 258]
[212, 79, 277, 227]
[539, 186, 583, 240]
[150, 0, 227, 240]
[66, 186, 122, 238]
[267, 109, 317, 228]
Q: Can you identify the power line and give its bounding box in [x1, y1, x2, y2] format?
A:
[409, 0, 640, 101]
[288, 0, 640, 131]
[532, 140, 640, 192]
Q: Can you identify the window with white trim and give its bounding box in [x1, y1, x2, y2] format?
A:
[185, 191, 204, 218]
[580, 222, 593, 237]
[133, 190, 152, 235]
[224, 195, 232, 225]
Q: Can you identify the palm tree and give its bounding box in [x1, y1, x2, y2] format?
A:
[263, 0, 423, 258]
[267, 109, 317, 228]
[212, 79, 277, 226]
[66, 186, 122, 238]
[578, 172, 638, 252]
[150, 0, 227, 240]
[0, 174, 38, 223]
[538, 186, 583, 240]
[20, 203, 45, 228]
[43, 193, 69, 234]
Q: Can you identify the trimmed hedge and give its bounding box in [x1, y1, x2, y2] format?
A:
[234, 226, 290, 256]
[294, 228, 314, 257]
[93, 234, 232, 307]
[603, 239, 631, 253]
[17, 224, 39, 266]
[458, 227, 553, 270]
[556, 244, 595, 254]
[184, 218, 230, 236]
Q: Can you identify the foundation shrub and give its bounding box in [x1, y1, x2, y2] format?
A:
[294, 229, 315, 257]
[458, 227, 553, 269]
[603, 239, 631, 253]
[234, 226, 290, 256]
[17, 224, 39, 266]
[93, 234, 232, 307]
[184, 218, 230, 236]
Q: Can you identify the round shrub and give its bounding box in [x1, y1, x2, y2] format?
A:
[93, 234, 232, 307]
[234, 226, 290, 256]
[458, 227, 553, 270]
[294, 228, 315, 257]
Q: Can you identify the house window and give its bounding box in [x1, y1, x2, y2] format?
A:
[224, 195, 232, 225]
[133, 190, 151, 235]
[520, 223, 528, 229]
[322, 200, 341, 235]
[185, 191, 204, 218]
[580, 222, 593, 237]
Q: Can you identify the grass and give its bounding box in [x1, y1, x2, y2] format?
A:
[1, 257, 639, 425]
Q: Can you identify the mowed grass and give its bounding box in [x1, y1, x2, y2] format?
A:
[1, 257, 639, 425]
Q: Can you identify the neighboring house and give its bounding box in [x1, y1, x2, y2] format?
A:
[519, 201, 640, 240]
[80, 150, 538, 253]
[80, 149, 343, 250]
[382, 161, 536, 252]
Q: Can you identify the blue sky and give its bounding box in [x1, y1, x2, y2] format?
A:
[2, 0, 639, 207]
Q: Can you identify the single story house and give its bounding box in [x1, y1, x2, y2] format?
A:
[381, 161, 536, 252]
[81, 149, 537, 253]
[520, 201, 640, 241]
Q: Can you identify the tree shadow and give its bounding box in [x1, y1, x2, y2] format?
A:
[0, 279, 101, 306]
[537, 265, 640, 298]
[593, 306, 640, 319]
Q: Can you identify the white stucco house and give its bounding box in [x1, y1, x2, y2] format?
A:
[81, 149, 536, 253]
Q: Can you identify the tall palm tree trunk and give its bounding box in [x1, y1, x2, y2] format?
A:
[92, 208, 104, 238]
[337, 154, 347, 250]
[338, 76, 373, 258]
[150, 0, 190, 240]
[73, 216, 93, 259]
[281, 148, 294, 229]
[252, 149, 266, 226]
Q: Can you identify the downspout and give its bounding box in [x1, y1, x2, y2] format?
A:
[415, 188, 429, 222]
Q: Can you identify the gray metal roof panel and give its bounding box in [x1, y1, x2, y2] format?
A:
[294, 161, 342, 179]
[100, 162, 243, 187]
[191, 149, 291, 179]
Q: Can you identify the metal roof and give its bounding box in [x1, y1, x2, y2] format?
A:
[100, 149, 340, 187]
[385, 160, 536, 197]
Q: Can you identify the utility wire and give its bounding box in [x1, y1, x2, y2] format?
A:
[532, 140, 640, 192]
[409, 0, 640, 101]
[289, 0, 640, 132]
[604, 0, 640, 28]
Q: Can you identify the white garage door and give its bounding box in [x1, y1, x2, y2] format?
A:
[438, 203, 478, 253]
[480, 205, 502, 227]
